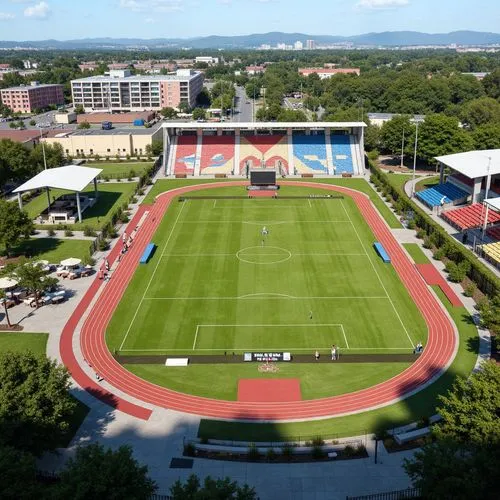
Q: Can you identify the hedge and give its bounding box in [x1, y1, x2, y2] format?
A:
[369, 162, 500, 298]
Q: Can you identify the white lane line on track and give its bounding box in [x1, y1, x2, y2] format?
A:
[118, 200, 187, 352]
[340, 199, 415, 349]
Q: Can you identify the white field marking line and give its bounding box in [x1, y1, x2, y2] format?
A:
[118, 200, 187, 351]
[340, 200, 415, 349]
[192, 325, 200, 350]
[340, 324, 350, 348]
[160, 252, 367, 258]
[308, 198, 312, 208]
[119, 347, 411, 352]
[193, 323, 345, 350]
[213, 199, 217, 208]
[143, 295, 389, 300]
[179, 220, 350, 224]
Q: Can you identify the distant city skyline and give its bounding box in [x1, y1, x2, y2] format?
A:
[0, 0, 499, 41]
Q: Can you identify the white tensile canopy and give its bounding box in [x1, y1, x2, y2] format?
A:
[60, 257, 82, 267]
[0, 277, 18, 289]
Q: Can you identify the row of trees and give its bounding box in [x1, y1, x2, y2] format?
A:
[0, 139, 65, 191]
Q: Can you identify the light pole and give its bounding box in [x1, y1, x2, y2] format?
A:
[411, 120, 420, 197]
[400, 128, 405, 169]
[38, 123, 49, 170]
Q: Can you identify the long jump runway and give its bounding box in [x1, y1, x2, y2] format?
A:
[60, 181, 457, 421]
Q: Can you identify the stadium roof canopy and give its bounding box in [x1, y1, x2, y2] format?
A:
[163, 121, 367, 129]
[435, 149, 500, 180]
[13, 165, 102, 193]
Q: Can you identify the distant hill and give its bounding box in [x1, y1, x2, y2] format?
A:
[1, 31, 499, 50]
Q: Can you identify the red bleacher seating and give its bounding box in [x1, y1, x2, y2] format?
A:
[174, 136, 197, 175]
[486, 225, 500, 241]
[441, 203, 500, 230]
[200, 136, 235, 174]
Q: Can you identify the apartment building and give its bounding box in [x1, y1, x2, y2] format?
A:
[0, 82, 64, 113]
[71, 69, 204, 112]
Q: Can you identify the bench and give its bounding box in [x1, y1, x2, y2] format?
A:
[215, 173, 227, 178]
[175, 173, 187, 178]
[165, 358, 189, 366]
[373, 242, 391, 263]
[301, 173, 314, 178]
[341, 173, 353, 178]
[394, 427, 430, 445]
[139, 243, 156, 264]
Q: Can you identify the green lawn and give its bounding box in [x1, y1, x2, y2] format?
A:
[403, 243, 431, 264]
[0, 332, 48, 354]
[86, 162, 152, 179]
[198, 285, 478, 441]
[8, 238, 92, 263]
[23, 182, 137, 230]
[126, 362, 411, 401]
[107, 184, 426, 401]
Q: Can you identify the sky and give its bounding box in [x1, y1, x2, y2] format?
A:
[0, 0, 499, 41]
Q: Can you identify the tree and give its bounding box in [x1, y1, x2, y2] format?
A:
[77, 121, 90, 129]
[0, 139, 31, 184]
[196, 87, 211, 107]
[160, 107, 177, 119]
[55, 443, 157, 500]
[0, 289, 12, 328]
[482, 68, 500, 100]
[460, 97, 500, 129]
[12, 262, 58, 308]
[29, 119, 36, 126]
[303, 95, 320, 112]
[74, 104, 85, 115]
[151, 139, 163, 156]
[403, 362, 500, 500]
[0, 200, 33, 254]
[379, 115, 413, 155]
[29, 142, 65, 172]
[477, 294, 500, 336]
[0, 445, 41, 500]
[276, 108, 307, 122]
[0, 351, 76, 455]
[471, 124, 500, 150]
[364, 122, 381, 152]
[170, 474, 257, 500]
[417, 114, 474, 163]
[178, 101, 191, 113]
[192, 107, 207, 120]
[245, 80, 261, 100]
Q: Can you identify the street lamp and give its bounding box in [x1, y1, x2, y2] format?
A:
[37, 122, 50, 170]
[411, 119, 421, 198]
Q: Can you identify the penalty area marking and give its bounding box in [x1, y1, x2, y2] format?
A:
[192, 323, 348, 350]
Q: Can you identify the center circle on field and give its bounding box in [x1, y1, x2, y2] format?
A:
[236, 246, 292, 264]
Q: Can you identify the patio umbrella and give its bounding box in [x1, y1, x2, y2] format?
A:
[0, 277, 18, 289]
[60, 258, 82, 267]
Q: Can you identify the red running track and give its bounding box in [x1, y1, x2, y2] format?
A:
[61, 181, 457, 421]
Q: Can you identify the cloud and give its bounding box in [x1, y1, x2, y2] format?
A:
[119, 0, 184, 12]
[24, 1, 51, 18]
[0, 12, 16, 20]
[356, 0, 409, 9]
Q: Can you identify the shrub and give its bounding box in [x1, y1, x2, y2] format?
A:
[97, 238, 109, 251]
[102, 175, 109, 182]
[407, 219, 416, 229]
[247, 444, 260, 462]
[83, 226, 96, 237]
[119, 212, 129, 223]
[47, 228, 56, 237]
[281, 444, 293, 461]
[82, 254, 95, 267]
[448, 262, 467, 283]
[64, 229, 74, 237]
[311, 445, 325, 460]
[131, 196, 138, 204]
[464, 283, 477, 297]
[423, 236, 432, 249]
[128, 169, 136, 178]
[433, 247, 446, 260]
[108, 228, 118, 239]
[311, 436, 325, 447]
[416, 228, 426, 239]
[266, 448, 277, 462]
[343, 445, 356, 457]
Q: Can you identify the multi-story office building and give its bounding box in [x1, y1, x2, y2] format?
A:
[71, 69, 204, 112]
[0, 82, 64, 113]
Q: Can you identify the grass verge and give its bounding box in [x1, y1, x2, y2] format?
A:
[8, 238, 93, 263]
[403, 243, 431, 264]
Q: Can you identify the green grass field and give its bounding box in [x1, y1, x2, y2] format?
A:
[86, 162, 152, 178]
[8, 238, 92, 263]
[107, 184, 428, 399]
[0, 332, 48, 354]
[23, 182, 137, 230]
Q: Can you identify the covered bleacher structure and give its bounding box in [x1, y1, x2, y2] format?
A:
[160, 122, 366, 178]
[479, 197, 500, 269]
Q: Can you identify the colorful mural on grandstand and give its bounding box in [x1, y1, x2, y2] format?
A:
[239, 135, 289, 175]
[200, 136, 235, 175]
[331, 135, 354, 174]
[174, 136, 197, 175]
[293, 135, 328, 174]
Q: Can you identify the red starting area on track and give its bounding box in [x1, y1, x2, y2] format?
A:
[416, 264, 463, 307]
[237, 379, 302, 402]
[248, 190, 277, 198]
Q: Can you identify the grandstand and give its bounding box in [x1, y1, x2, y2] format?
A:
[162, 122, 366, 177]
[416, 182, 469, 209]
[441, 203, 500, 231]
[480, 242, 500, 268]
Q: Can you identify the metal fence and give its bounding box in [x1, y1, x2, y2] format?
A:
[346, 487, 422, 500]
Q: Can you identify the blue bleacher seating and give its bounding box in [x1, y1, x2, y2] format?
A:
[331, 135, 354, 174]
[140, 243, 156, 264]
[292, 135, 328, 173]
[416, 183, 469, 208]
[373, 242, 391, 263]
